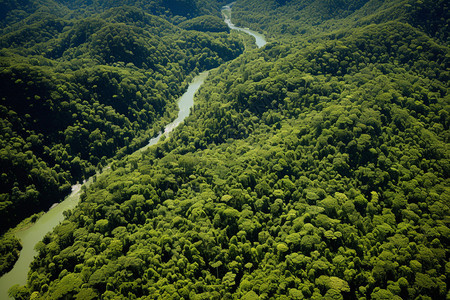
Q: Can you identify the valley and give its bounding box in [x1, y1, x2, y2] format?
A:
[0, 0, 448, 299]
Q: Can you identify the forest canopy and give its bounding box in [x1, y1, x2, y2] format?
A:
[1, 0, 449, 299]
[0, 0, 243, 247]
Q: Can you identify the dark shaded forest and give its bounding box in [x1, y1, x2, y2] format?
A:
[1, 0, 449, 299]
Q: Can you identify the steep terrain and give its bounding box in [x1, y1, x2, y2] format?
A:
[232, 0, 448, 43]
[0, 0, 243, 274]
[3, 0, 449, 299]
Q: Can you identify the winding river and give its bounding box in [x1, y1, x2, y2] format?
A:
[222, 3, 266, 48]
[0, 5, 265, 299]
[0, 72, 210, 299]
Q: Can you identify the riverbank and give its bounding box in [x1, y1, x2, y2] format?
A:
[0, 71, 211, 299]
[222, 4, 267, 48]
[0, 6, 266, 298]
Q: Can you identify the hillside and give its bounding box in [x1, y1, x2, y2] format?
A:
[231, 0, 449, 43]
[0, 0, 244, 274]
[4, 0, 450, 299]
[0, 0, 230, 27]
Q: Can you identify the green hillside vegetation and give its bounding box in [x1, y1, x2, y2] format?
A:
[0, 0, 230, 28]
[49, 0, 225, 19]
[0, 0, 244, 274]
[179, 15, 230, 32]
[0, 234, 22, 276]
[231, 0, 449, 43]
[9, 0, 449, 299]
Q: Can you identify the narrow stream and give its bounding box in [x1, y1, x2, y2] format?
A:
[0, 6, 266, 298]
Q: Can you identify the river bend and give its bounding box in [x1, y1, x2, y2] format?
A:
[0, 6, 266, 298]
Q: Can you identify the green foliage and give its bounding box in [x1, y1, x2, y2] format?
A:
[0, 3, 243, 234]
[0, 0, 227, 28]
[179, 15, 230, 33]
[0, 234, 22, 276]
[408, 0, 449, 42]
[231, 0, 449, 42]
[4, 0, 450, 299]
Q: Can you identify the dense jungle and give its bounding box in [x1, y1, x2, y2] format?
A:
[0, 0, 448, 299]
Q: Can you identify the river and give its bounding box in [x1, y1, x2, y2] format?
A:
[0, 6, 265, 299]
[0, 184, 85, 297]
[0, 71, 209, 299]
[222, 3, 267, 48]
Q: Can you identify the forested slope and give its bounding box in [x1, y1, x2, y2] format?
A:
[0, 0, 244, 274]
[9, 0, 449, 299]
[0, 0, 230, 27]
[231, 0, 449, 43]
